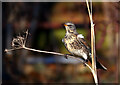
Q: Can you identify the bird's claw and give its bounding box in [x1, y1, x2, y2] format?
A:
[85, 59, 88, 62]
[83, 59, 88, 66]
[83, 63, 86, 66]
[64, 54, 69, 59]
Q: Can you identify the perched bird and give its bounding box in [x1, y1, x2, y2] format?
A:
[62, 22, 107, 70]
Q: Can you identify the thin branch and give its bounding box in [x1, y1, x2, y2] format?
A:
[23, 46, 98, 82]
[5, 45, 98, 83]
[86, 0, 92, 23]
[5, 45, 95, 76]
[5, 47, 23, 52]
[24, 47, 63, 56]
[23, 29, 29, 47]
[86, 0, 98, 84]
[23, 47, 86, 62]
[4, 29, 92, 73]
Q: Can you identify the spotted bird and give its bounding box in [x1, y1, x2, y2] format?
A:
[62, 22, 107, 70]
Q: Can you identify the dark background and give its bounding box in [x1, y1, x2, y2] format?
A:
[2, 2, 119, 83]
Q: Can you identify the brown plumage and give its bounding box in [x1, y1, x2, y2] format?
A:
[62, 22, 107, 70]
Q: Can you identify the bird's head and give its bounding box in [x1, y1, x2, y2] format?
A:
[64, 22, 77, 34]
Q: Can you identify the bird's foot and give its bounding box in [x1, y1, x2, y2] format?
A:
[64, 54, 69, 59]
[85, 59, 88, 62]
[83, 59, 88, 66]
[83, 63, 86, 66]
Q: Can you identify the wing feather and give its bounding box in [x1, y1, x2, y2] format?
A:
[77, 34, 91, 53]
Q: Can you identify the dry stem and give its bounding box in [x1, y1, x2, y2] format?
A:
[5, 45, 95, 78]
[5, 46, 85, 63]
[86, 0, 98, 84]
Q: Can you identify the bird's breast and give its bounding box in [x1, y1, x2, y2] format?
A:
[63, 35, 89, 60]
[64, 35, 82, 52]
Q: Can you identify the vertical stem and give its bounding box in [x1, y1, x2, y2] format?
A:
[91, 24, 96, 71]
[86, 0, 98, 84]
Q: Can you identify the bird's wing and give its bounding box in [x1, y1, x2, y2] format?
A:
[77, 34, 91, 52]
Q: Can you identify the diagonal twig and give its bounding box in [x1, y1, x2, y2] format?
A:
[5, 29, 94, 76]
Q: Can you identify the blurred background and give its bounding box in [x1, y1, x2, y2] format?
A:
[2, 2, 119, 83]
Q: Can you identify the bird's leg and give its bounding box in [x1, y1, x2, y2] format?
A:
[83, 59, 88, 66]
[85, 59, 88, 62]
[64, 54, 73, 59]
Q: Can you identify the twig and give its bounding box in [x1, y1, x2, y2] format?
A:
[24, 45, 99, 82]
[5, 46, 85, 63]
[5, 32, 94, 75]
[86, 0, 98, 84]
[6, 45, 96, 77]
[24, 47, 63, 56]
[23, 47, 86, 62]
[5, 44, 98, 84]
[5, 47, 23, 52]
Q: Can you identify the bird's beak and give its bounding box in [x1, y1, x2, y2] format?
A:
[64, 24, 68, 27]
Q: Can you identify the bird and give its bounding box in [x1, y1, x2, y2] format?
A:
[62, 22, 107, 70]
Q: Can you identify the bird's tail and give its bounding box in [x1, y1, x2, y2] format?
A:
[89, 58, 107, 71]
